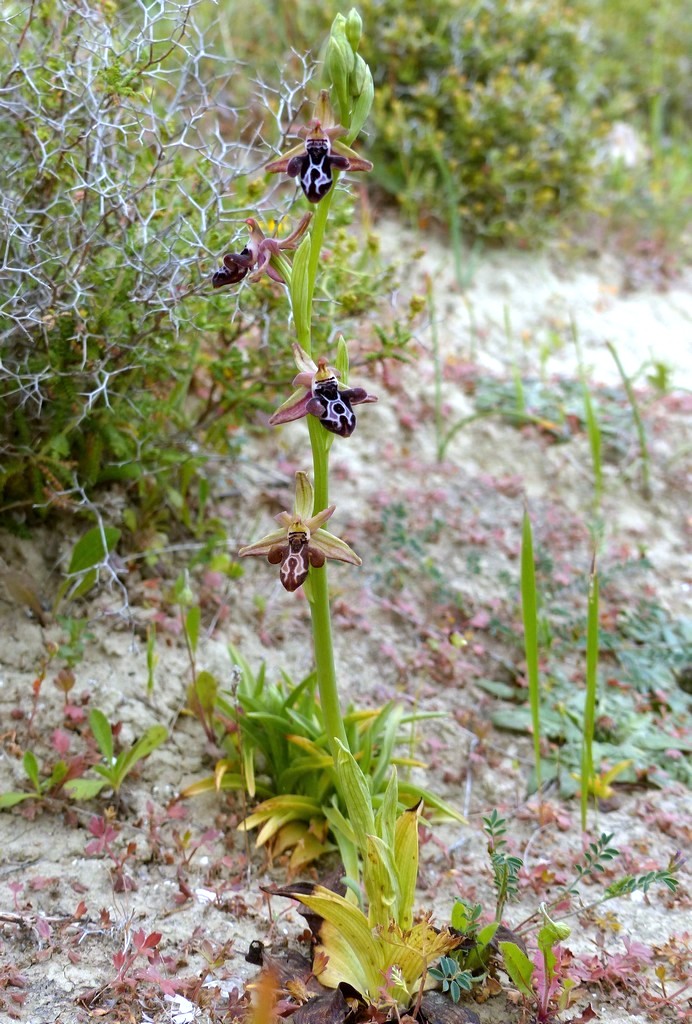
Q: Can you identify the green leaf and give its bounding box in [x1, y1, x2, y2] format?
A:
[185, 606, 201, 654]
[335, 334, 350, 383]
[286, 885, 382, 997]
[335, 741, 375, 847]
[476, 678, 518, 700]
[290, 234, 312, 351]
[23, 750, 41, 792]
[397, 782, 466, 823]
[348, 63, 374, 142]
[89, 709, 114, 763]
[393, 797, 421, 930]
[68, 526, 121, 574]
[581, 559, 599, 830]
[45, 760, 69, 789]
[114, 725, 167, 787]
[464, 921, 499, 971]
[323, 802, 358, 846]
[0, 791, 37, 809]
[64, 778, 107, 800]
[65, 568, 98, 601]
[146, 623, 157, 694]
[521, 509, 542, 789]
[242, 743, 256, 799]
[451, 901, 478, 933]
[374, 768, 398, 851]
[364, 834, 398, 928]
[191, 670, 218, 715]
[534, 906, 570, 989]
[499, 941, 535, 999]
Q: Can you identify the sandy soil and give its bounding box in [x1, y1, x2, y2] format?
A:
[1, 231, 690, 1023]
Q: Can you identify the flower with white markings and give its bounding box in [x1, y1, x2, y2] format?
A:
[238, 472, 361, 592]
[265, 91, 372, 204]
[269, 343, 377, 438]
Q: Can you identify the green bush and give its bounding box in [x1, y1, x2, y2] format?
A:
[251, 0, 603, 242]
[0, 1, 399, 526]
[357, 0, 602, 241]
[578, 0, 692, 138]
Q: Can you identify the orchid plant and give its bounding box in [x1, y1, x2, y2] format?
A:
[214, 12, 377, 789]
[211, 12, 466, 1015]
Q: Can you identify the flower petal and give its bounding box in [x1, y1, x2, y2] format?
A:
[311, 529, 361, 566]
[293, 472, 314, 521]
[292, 343, 317, 376]
[309, 547, 326, 568]
[239, 528, 288, 558]
[279, 212, 312, 249]
[306, 506, 335, 532]
[245, 218, 267, 260]
[268, 544, 287, 564]
[342, 387, 378, 406]
[268, 389, 312, 426]
[274, 511, 293, 527]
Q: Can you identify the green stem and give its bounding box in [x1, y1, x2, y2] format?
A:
[308, 411, 348, 755]
[301, 189, 348, 756]
[305, 185, 337, 348]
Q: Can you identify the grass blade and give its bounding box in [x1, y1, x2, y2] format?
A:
[606, 341, 651, 499]
[521, 508, 541, 791]
[581, 555, 600, 831]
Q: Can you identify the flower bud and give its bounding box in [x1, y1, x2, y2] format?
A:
[351, 53, 368, 97]
[348, 64, 374, 143]
[345, 8, 363, 51]
[326, 26, 354, 126]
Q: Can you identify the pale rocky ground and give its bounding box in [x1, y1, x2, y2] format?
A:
[1, 229, 690, 1023]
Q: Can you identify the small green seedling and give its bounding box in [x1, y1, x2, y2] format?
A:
[65, 709, 167, 799]
[450, 899, 499, 974]
[500, 907, 573, 1022]
[428, 956, 474, 1003]
[0, 751, 71, 809]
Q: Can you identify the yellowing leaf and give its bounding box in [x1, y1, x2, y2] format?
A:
[394, 800, 421, 929]
[284, 885, 382, 995]
[335, 741, 375, 846]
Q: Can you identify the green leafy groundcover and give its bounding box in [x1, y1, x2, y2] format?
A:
[485, 605, 692, 792]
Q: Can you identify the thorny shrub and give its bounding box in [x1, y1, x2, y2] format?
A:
[0, 0, 398, 522]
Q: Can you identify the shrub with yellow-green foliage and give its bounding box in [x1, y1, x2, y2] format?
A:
[578, 0, 692, 136]
[357, 0, 601, 241]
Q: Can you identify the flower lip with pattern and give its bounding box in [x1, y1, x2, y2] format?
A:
[238, 471, 361, 592]
[212, 213, 312, 288]
[265, 92, 373, 203]
[269, 344, 377, 438]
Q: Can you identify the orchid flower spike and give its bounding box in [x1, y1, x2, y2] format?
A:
[265, 91, 372, 203]
[238, 472, 361, 592]
[269, 344, 377, 438]
[212, 213, 312, 288]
